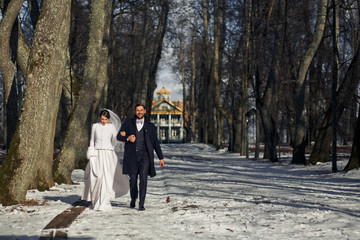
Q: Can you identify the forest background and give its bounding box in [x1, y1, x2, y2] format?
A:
[0, 0, 360, 206]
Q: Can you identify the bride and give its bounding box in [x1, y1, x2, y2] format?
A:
[82, 109, 129, 211]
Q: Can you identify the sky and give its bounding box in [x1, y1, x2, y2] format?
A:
[155, 63, 183, 101]
[1, 143, 359, 239]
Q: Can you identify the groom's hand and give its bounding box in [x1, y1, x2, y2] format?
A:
[159, 159, 165, 168]
[128, 134, 136, 142]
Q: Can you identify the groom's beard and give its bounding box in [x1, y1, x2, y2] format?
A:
[136, 114, 145, 120]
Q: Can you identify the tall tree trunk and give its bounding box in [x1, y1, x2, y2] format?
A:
[201, 0, 211, 144]
[179, 35, 188, 141]
[309, 42, 360, 165]
[256, 68, 278, 162]
[308, 41, 325, 146]
[291, 0, 328, 164]
[0, 0, 24, 102]
[190, 28, 197, 142]
[345, 0, 360, 168]
[0, 0, 71, 205]
[6, 77, 19, 149]
[145, 0, 169, 116]
[212, 0, 226, 149]
[224, 47, 235, 152]
[55, 49, 74, 149]
[253, 0, 283, 161]
[240, 0, 251, 155]
[53, 0, 112, 184]
[17, 21, 30, 76]
[344, 104, 360, 171]
[2, 1, 33, 150]
[330, 0, 340, 172]
[228, 27, 242, 153]
[233, 110, 242, 152]
[212, 0, 221, 148]
[91, 0, 113, 115]
[255, 109, 260, 158]
[130, 0, 150, 115]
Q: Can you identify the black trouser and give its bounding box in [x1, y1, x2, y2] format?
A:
[129, 154, 150, 207]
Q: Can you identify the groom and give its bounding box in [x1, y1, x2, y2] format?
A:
[117, 104, 165, 211]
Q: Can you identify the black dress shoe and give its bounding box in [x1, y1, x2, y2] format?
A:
[139, 206, 145, 211]
[130, 200, 136, 208]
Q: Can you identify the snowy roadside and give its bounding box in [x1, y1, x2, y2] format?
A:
[0, 143, 360, 239]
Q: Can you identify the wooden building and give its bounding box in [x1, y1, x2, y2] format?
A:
[150, 87, 185, 143]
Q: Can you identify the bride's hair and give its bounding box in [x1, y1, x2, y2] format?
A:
[99, 109, 110, 119]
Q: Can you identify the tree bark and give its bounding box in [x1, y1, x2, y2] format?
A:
[211, 0, 227, 149]
[179, 35, 188, 141]
[201, 0, 211, 144]
[291, 0, 328, 164]
[53, 0, 112, 184]
[0, 0, 24, 102]
[253, 0, 283, 162]
[0, 0, 71, 205]
[255, 109, 260, 158]
[212, 0, 221, 149]
[17, 21, 30, 76]
[240, 0, 251, 155]
[226, 23, 242, 153]
[344, 103, 360, 171]
[6, 77, 19, 149]
[91, 0, 113, 115]
[190, 28, 197, 142]
[330, 0, 340, 172]
[343, 0, 360, 171]
[256, 68, 279, 162]
[309, 42, 360, 165]
[130, 0, 150, 115]
[146, 0, 169, 116]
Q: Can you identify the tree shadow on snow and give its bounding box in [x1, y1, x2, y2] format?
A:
[43, 195, 81, 205]
[152, 148, 360, 219]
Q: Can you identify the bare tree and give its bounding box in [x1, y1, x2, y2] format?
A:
[107, 0, 169, 118]
[0, 0, 24, 102]
[0, 0, 71, 205]
[53, 0, 113, 184]
[309, 0, 360, 166]
[189, 27, 198, 142]
[200, 0, 211, 144]
[291, 0, 328, 164]
[145, 0, 169, 116]
[309, 42, 360, 165]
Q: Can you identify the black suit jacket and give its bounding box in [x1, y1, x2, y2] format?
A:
[117, 116, 164, 177]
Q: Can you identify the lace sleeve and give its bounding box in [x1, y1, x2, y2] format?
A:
[89, 124, 96, 148]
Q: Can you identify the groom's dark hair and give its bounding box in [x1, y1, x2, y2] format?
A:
[135, 103, 146, 110]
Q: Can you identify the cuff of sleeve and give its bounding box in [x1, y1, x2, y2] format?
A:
[87, 147, 96, 159]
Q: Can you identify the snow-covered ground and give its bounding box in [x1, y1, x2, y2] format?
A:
[0, 143, 359, 239]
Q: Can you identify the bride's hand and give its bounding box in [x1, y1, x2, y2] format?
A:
[120, 131, 126, 136]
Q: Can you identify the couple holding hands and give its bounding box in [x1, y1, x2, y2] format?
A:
[82, 104, 165, 211]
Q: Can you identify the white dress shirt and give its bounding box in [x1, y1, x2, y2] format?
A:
[136, 119, 144, 131]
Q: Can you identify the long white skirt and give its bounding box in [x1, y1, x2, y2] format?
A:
[81, 149, 129, 211]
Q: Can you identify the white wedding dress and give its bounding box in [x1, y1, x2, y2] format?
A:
[82, 120, 129, 211]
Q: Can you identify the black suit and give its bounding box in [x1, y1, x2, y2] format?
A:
[117, 116, 164, 208]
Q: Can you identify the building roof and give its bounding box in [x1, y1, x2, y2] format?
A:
[151, 98, 182, 115]
[156, 87, 171, 95]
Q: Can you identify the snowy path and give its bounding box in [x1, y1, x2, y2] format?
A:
[67, 143, 360, 239]
[1, 143, 360, 239]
